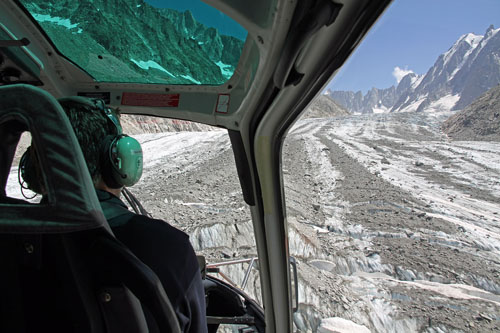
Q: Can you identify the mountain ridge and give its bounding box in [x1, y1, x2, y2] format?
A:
[327, 25, 500, 114]
[23, 0, 244, 84]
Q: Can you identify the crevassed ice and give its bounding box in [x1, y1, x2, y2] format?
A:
[32, 13, 82, 33]
[130, 59, 175, 77]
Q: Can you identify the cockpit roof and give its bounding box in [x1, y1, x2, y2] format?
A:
[4, 0, 390, 134]
[5, 0, 287, 130]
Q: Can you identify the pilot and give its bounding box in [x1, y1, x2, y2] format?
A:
[21, 97, 207, 333]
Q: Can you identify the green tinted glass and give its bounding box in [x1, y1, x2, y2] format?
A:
[19, 0, 247, 85]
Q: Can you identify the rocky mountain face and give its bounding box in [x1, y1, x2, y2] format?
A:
[327, 72, 424, 114]
[442, 83, 500, 141]
[121, 114, 215, 134]
[328, 25, 500, 114]
[327, 84, 400, 114]
[303, 95, 350, 118]
[22, 0, 244, 84]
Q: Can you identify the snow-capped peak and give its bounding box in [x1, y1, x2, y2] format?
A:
[442, 32, 481, 64]
[462, 33, 482, 47]
[464, 26, 500, 67]
[327, 25, 500, 114]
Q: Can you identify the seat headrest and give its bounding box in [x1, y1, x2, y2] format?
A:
[0, 84, 108, 233]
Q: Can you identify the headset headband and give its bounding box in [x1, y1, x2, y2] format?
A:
[59, 97, 122, 134]
[93, 99, 123, 135]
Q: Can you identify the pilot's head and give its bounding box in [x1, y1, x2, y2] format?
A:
[58, 97, 119, 187]
[20, 97, 143, 196]
[58, 97, 143, 190]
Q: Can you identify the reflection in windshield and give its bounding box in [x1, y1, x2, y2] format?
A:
[20, 0, 246, 85]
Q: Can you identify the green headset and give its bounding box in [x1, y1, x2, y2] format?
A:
[91, 99, 144, 189]
[19, 145, 43, 197]
[20, 97, 143, 195]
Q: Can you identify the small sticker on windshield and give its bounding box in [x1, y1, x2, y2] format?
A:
[121, 92, 180, 107]
[215, 94, 230, 113]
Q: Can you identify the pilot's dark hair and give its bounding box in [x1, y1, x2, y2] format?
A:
[59, 98, 119, 184]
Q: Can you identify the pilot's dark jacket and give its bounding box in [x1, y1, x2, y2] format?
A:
[97, 190, 207, 333]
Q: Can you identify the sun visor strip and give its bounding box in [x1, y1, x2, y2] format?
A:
[0, 84, 108, 233]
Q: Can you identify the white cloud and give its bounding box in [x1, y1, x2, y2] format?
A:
[392, 66, 414, 84]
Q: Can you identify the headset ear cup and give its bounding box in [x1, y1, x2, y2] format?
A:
[19, 146, 43, 194]
[112, 135, 143, 187]
[100, 135, 122, 189]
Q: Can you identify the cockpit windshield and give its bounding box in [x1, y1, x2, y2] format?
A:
[18, 0, 247, 85]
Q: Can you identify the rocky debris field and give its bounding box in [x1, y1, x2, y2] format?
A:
[130, 110, 500, 332]
[283, 111, 500, 332]
[130, 131, 263, 304]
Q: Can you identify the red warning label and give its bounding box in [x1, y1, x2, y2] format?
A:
[121, 92, 180, 107]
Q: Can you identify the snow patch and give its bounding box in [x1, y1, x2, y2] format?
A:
[424, 94, 460, 112]
[372, 105, 389, 114]
[130, 59, 175, 77]
[32, 13, 82, 33]
[313, 226, 329, 233]
[398, 96, 426, 113]
[180, 74, 202, 84]
[215, 61, 233, 79]
[463, 33, 483, 48]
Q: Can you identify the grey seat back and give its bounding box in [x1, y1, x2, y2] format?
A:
[0, 84, 180, 333]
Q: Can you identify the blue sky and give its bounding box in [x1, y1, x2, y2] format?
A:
[326, 0, 500, 93]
